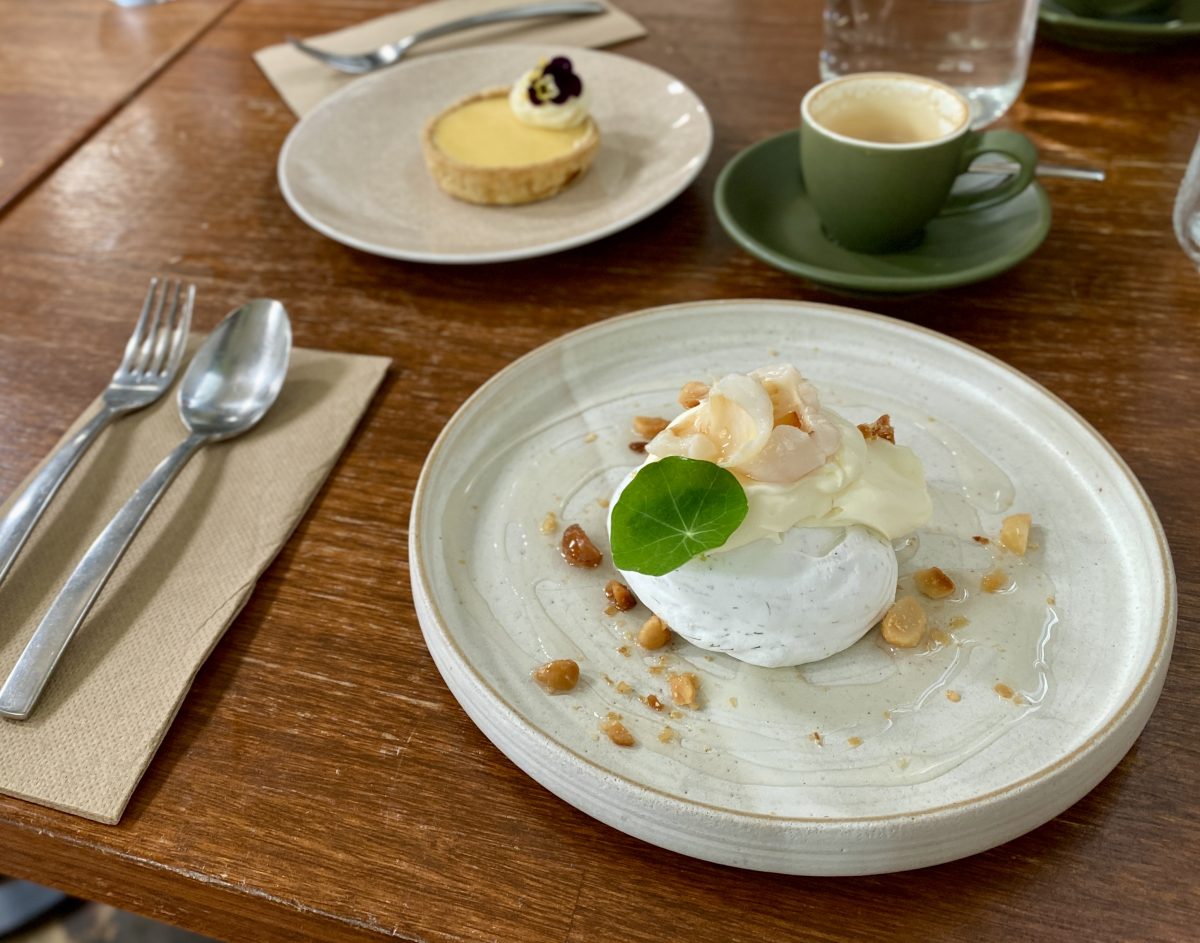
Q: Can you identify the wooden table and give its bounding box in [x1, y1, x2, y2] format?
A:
[1, 1, 1197, 940]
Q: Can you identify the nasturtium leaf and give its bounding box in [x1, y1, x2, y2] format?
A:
[610, 456, 749, 577]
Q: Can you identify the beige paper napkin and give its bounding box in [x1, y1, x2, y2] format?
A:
[254, 0, 647, 117]
[0, 342, 389, 823]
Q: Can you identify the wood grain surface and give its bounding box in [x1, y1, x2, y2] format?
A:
[1, 1, 1197, 941]
[0, 0, 239, 211]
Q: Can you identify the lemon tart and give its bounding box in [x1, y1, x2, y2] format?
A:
[422, 56, 600, 206]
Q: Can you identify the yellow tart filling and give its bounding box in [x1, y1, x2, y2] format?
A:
[433, 96, 590, 168]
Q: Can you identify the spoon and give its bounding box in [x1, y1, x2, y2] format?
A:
[0, 299, 291, 721]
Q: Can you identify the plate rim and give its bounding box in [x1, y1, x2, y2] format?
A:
[1039, 0, 1200, 36]
[713, 130, 1052, 292]
[410, 298, 1176, 834]
[277, 43, 714, 265]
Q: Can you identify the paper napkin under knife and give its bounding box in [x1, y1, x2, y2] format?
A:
[254, 0, 647, 117]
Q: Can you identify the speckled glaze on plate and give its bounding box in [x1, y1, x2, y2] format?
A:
[278, 44, 712, 264]
[408, 299, 1176, 875]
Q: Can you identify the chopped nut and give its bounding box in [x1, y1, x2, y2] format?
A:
[601, 713, 635, 747]
[981, 569, 1010, 593]
[948, 615, 970, 630]
[913, 566, 956, 599]
[847, 736, 863, 748]
[637, 615, 672, 650]
[615, 680, 632, 695]
[658, 726, 677, 743]
[561, 523, 602, 568]
[1000, 513, 1032, 555]
[668, 672, 700, 708]
[617, 645, 630, 657]
[809, 731, 823, 746]
[678, 380, 709, 409]
[645, 694, 665, 711]
[994, 683, 1014, 700]
[628, 440, 647, 453]
[539, 511, 559, 535]
[603, 604, 619, 617]
[531, 659, 580, 694]
[1046, 595, 1056, 606]
[857, 414, 895, 444]
[632, 416, 669, 439]
[669, 709, 684, 720]
[928, 628, 950, 647]
[604, 579, 637, 612]
[973, 535, 991, 545]
[945, 690, 962, 703]
[881, 596, 928, 648]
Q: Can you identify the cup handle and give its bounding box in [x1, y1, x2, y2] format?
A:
[939, 130, 1038, 217]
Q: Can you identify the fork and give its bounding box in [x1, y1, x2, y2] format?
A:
[0, 277, 194, 589]
[288, 0, 606, 76]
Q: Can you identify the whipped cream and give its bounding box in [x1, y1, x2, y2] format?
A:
[509, 57, 590, 130]
[645, 364, 931, 552]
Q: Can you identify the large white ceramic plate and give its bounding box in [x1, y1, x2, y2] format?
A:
[409, 300, 1176, 875]
[278, 44, 712, 264]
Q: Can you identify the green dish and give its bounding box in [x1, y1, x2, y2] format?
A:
[713, 130, 1052, 294]
[1039, 0, 1200, 51]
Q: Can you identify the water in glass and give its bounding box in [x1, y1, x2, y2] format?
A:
[820, 0, 1041, 128]
[1174, 133, 1200, 268]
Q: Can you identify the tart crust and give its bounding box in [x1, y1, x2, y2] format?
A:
[422, 87, 600, 206]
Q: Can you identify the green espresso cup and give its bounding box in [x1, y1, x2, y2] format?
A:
[800, 72, 1039, 254]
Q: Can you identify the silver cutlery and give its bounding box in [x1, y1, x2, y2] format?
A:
[288, 0, 606, 75]
[0, 299, 292, 721]
[0, 277, 194, 591]
[971, 160, 1107, 182]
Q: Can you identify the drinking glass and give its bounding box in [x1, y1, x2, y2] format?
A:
[820, 0, 1042, 128]
[1174, 132, 1200, 267]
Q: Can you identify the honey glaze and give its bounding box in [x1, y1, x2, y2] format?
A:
[447, 382, 1059, 790]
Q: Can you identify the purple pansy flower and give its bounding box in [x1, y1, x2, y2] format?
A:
[527, 56, 584, 106]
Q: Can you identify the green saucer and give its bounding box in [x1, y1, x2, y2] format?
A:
[714, 131, 1052, 294]
[1039, 0, 1200, 51]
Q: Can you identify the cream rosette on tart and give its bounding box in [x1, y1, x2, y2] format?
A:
[608, 365, 932, 668]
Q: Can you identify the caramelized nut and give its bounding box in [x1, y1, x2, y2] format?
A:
[678, 380, 709, 408]
[994, 683, 1014, 700]
[632, 416, 669, 439]
[637, 615, 672, 650]
[972, 535, 991, 545]
[945, 690, 962, 703]
[628, 440, 647, 453]
[913, 566, 956, 599]
[561, 523, 602, 568]
[857, 414, 895, 444]
[539, 511, 559, 535]
[668, 672, 700, 708]
[531, 659, 580, 694]
[601, 713, 635, 747]
[1000, 513, 1032, 555]
[981, 569, 1010, 593]
[847, 736, 863, 748]
[881, 596, 927, 647]
[604, 579, 637, 612]
[645, 694, 665, 711]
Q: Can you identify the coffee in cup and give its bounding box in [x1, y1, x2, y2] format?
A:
[800, 72, 1039, 253]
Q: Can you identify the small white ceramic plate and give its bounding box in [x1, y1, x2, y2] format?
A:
[409, 300, 1175, 875]
[278, 44, 712, 264]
